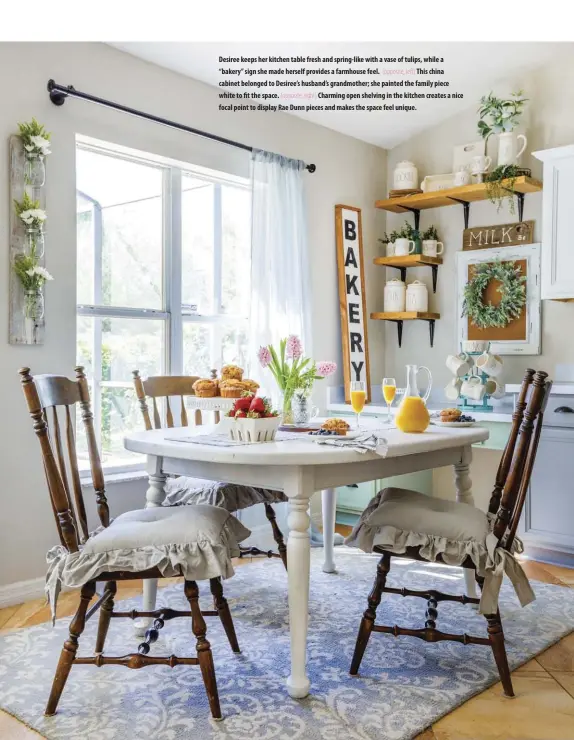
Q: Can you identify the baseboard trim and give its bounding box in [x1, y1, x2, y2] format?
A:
[0, 577, 47, 609]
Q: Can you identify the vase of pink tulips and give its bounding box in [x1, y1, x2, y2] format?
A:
[257, 335, 337, 424]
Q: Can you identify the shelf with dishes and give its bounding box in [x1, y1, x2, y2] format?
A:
[373, 254, 443, 293]
[370, 311, 440, 348]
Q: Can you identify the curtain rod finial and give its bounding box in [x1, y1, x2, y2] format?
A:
[306, 163, 316, 174]
[47, 79, 67, 107]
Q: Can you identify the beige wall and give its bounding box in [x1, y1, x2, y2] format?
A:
[383, 45, 574, 391]
[0, 42, 387, 589]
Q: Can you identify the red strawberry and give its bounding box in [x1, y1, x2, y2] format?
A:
[234, 396, 253, 412]
[249, 397, 266, 414]
[234, 410, 247, 418]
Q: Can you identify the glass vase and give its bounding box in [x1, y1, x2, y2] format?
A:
[23, 289, 44, 344]
[24, 152, 46, 188]
[26, 228, 45, 259]
[278, 390, 294, 425]
[291, 389, 319, 425]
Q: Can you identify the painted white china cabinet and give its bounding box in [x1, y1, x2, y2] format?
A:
[533, 144, 574, 300]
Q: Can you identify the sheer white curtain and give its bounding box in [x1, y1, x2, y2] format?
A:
[248, 149, 311, 386]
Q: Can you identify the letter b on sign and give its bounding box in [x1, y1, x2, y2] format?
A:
[344, 220, 356, 241]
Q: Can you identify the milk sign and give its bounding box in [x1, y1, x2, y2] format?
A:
[335, 205, 371, 403]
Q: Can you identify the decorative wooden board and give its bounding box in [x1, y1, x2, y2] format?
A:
[462, 220, 535, 250]
[9, 135, 46, 345]
[335, 205, 371, 404]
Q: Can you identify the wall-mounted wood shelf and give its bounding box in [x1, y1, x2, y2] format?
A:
[375, 176, 542, 228]
[370, 311, 440, 348]
[373, 255, 443, 292]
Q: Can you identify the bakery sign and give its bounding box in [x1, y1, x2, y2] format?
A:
[335, 205, 371, 403]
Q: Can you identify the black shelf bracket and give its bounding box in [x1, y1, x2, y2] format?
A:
[431, 265, 438, 293]
[403, 207, 421, 231]
[387, 319, 404, 347]
[423, 319, 436, 348]
[516, 192, 525, 222]
[450, 198, 470, 229]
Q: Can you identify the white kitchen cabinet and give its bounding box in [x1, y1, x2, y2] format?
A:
[533, 144, 574, 300]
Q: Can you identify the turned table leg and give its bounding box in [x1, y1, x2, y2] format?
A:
[321, 488, 337, 573]
[453, 445, 478, 602]
[135, 456, 167, 637]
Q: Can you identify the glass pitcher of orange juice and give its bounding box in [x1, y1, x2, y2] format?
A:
[395, 364, 432, 433]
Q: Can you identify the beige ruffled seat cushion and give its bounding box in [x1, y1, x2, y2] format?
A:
[345, 487, 535, 615]
[46, 505, 251, 622]
[164, 477, 287, 510]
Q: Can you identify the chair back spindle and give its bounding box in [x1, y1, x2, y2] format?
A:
[491, 370, 551, 547]
[132, 372, 201, 430]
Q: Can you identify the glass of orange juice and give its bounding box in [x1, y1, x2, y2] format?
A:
[382, 377, 397, 423]
[350, 380, 367, 430]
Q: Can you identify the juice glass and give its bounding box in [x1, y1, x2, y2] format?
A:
[350, 381, 366, 430]
[382, 377, 397, 423]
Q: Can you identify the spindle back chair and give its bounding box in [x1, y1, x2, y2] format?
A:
[132, 370, 288, 569]
[350, 369, 552, 698]
[20, 366, 240, 720]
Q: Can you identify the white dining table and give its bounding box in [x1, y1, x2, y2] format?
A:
[124, 421, 489, 699]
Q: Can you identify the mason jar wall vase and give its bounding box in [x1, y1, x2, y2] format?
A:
[24, 152, 46, 188]
[23, 289, 44, 344]
[26, 228, 45, 259]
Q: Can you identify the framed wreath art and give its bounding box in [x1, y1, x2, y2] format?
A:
[456, 244, 541, 356]
[463, 259, 526, 329]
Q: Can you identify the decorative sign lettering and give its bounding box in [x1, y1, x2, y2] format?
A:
[335, 205, 371, 403]
[462, 220, 534, 251]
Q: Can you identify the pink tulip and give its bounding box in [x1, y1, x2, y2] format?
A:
[316, 361, 337, 377]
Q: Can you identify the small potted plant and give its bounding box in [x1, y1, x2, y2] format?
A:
[477, 90, 528, 167]
[14, 192, 47, 258]
[485, 164, 520, 214]
[378, 231, 399, 257]
[17, 118, 51, 187]
[420, 225, 444, 257]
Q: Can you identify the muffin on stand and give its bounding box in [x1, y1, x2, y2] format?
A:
[221, 364, 244, 382]
[220, 379, 246, 398]
[241, 379, 260, 394]
[192, 378, 218, 398]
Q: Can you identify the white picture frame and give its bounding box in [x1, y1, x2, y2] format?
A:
[456, 244, 541, 356]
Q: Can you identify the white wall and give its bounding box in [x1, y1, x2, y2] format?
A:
[0, 42, 387, 590]
[383, 46, 574, 390]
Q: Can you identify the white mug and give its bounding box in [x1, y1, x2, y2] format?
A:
[461, 376, 486, 401]
[394, 238, 416, 257]
[422, 239, 444, 257]
[454, 169, 471, 186]
[470, 154, 492, 174]
[387, 242, 395, 257]
[462, 340, 489, 353]
[485, 379, 505, 399]
[476, 351, 503, 377]
[446, 352, 471, 377]
[444, 377, 462, 401]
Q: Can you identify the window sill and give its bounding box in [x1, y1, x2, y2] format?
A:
[81, 469, 148, 488]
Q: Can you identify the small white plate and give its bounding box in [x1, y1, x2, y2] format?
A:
[433, 420, 477, 428]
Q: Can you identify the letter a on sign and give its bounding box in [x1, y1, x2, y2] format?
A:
[335, 205, 371, 403]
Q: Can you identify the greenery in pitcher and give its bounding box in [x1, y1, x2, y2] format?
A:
[421, 225, 439, 241]
[477, 91, 528, 141]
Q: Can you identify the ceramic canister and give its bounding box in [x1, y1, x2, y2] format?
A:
[406, 280, 428, 312]
[393, 160, 418, 190]
[384, 278, 406, 312]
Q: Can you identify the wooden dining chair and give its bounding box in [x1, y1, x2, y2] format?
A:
[347, 369, 552, 698]
[132, 370, 288, 569]
[19, 366, 250, 720]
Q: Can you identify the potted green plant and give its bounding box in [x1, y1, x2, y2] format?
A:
[477, 90, 528, 167]
[485, 164, 520, 214]
[420, 225, 444, 257]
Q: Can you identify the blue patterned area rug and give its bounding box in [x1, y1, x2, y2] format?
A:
[1, 549, 573, 740]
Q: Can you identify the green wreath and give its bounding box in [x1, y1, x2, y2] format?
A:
[463, 259, 526, 329]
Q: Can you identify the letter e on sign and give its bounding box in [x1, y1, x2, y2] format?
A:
[335, 205, 371, 403]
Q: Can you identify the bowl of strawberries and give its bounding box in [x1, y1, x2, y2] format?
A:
[221, 393, 281, 442]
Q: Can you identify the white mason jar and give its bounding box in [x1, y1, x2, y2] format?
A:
[393, 160, 418, 190]
[406, 280, 428, 312]
[384, 278, 406, 312]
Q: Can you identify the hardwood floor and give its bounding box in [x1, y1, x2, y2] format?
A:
[1, 545, 573, 740]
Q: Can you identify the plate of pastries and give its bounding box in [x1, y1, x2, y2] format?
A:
[308, 418, 358, 438]
[192, 365, 260, 399]
[435, 408, 476, 427]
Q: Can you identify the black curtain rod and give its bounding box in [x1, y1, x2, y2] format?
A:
[47, 79, 316, 173]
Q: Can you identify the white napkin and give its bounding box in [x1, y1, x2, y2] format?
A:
[316, 432, 389, 456]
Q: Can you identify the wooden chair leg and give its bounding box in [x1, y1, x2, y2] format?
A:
[486, 611, 514, 697]
[264, 502, 288, 570]
[45, 581, 96, 716]
[210, 577, 240, 653]
[184, 580, 222, 720]
[350, 552, 391, 675]
[95, 581, 116, 654]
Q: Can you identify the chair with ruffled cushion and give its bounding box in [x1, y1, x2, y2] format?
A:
[345, 369, 551, 698]
[20, 366, 251, 720]
[133, 371, 288, 568]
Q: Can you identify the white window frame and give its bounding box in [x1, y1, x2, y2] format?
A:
[76, 137, 251, 473]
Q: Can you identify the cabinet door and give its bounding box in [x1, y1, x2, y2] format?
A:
[522, 427, 574, 554]
[541, 156, 574, 299]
